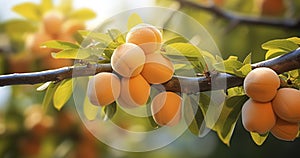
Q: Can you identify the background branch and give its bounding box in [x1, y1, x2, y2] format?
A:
[1, 49, 300, 93]
[176, 0, 300, 28]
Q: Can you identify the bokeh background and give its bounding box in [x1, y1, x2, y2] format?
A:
[1, 0, 300, 157]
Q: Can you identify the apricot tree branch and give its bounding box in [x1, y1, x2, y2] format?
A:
[176, 0, 300, 28]
[1, 49, 300, 93]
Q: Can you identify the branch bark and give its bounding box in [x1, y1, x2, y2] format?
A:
[176, 0, 300, 28]
[1, 49, 300, 93]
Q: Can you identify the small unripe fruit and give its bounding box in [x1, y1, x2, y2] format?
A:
[111, 43, 146, 77]
[26, 32, 53, 57]
[118, 75, 150, 108]
[272, 88, 300, 122]
[242, 99, 276, 134]
[141, 53, 174, 84]
[270, 117, 299, 141]
[243, 67, 280, 102]
[151, 92, 182, 126]
[126, 24, 162, 54]
[87, 72, 121, 107]
[43, 11, 64, 35]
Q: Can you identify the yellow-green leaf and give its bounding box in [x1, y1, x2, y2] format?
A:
[52, 48, 89, 59]
[265, 49, 287, 60]
[69, 8, 96, 20]
[40, 0, 54, 13]
[53, 79, 73, 111]
[127, 13, 143, 30]
[250, 132, 269, 146]
[262, 39, 298, 52]
[163, 36, 189, 45]
[42, 40, 80, 50]
[12, 2, 41, 21]
[287, 37, 300, 45]
[83, 94, 100, 121]
[42, 82, 59, 112]
[214, 95, 248, 146]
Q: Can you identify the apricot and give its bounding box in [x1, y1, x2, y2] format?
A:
[126, 23, 162, 54]
[270, 117, 299, 141]
[151, 92, 182, 126]
[141, 53, 174, 84]
[242, 99, 276, 134]
[117, 74, 150, 108]
[26, 32, 53, 57]
[61, 20, 85, 35]
[272, 88, 300, 122]
[43, 11, 64, 35]
[87, 72, 121, 107]
[261, 0, 286, 16]
[243, 67, 280, 102]
[111, 43, 146, 77]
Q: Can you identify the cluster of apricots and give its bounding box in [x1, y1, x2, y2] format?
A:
[26, 10, 84, 69]
[242, 67, 300, 141]
[87, 24, 183, 127]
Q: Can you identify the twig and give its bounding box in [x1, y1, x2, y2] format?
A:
[176, 0, 300, 28]
[1, 49, 300, 93]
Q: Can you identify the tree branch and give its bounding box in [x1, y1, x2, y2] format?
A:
[1, 49, 300, 93]
[176, 0, 300, 28]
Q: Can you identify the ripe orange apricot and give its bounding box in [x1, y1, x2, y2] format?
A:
[242, 99, 276, 134]
[141, 53, 174, 84]
[117, 74, 150, 108]
[111, 43, 146, 77]
[43, 11, 64, 35]
[243, 67, 280, 102]
[272, 88, 300, 122]
[151, 92, 182, 126]
[126, 24, 162, 54]
[87, 72, 121, 107]
[26, 32, 53, 57]
[270, 117, 299, 141]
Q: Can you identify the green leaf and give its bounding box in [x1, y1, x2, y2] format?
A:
[12, 2, 41, 21]
[214, 56, 243, 75]
[42, 40, 80, 50]
[234, 64, 252, 77]
[262, 39, 299, 52]
[166, 43, 203, 58]
[164, 43, 207, 72]
[52, 48, 89, 59]
[184, 94, 207, 136]
[83, 94, 100, 121]
[107, 29, 126, 44]
[250, 132, 269, 146]
[42, 82, 59, 112]
[127, 13, 143, 30]
[213, 95, 249, 146]
[53, 79, 73, 111]
[102, 102, 117, 121]
[163, 36, 189, 45]
[68, 8, 96, 21]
